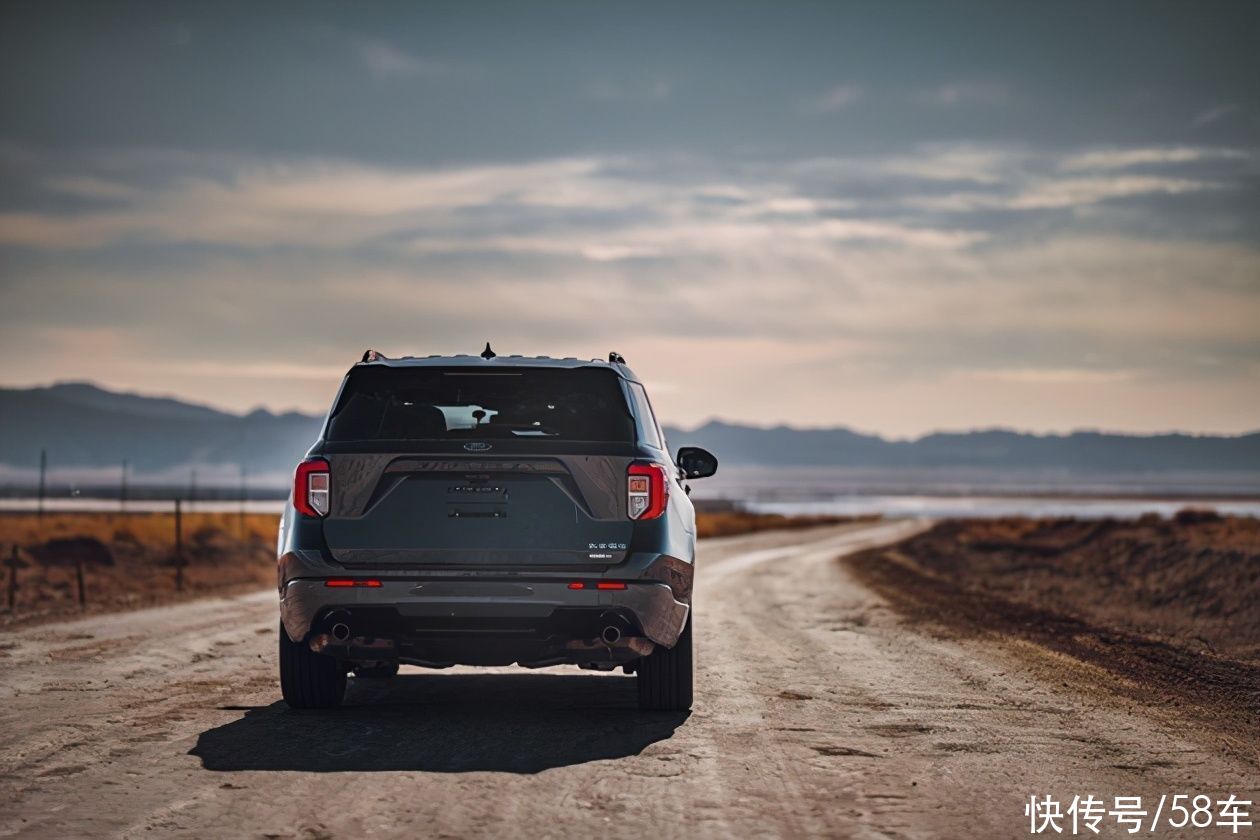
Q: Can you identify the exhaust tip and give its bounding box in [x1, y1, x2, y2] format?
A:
[330, 622, 351, 642]
[601, 625, 622, 645]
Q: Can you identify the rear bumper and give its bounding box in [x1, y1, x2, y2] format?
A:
[278, 552, 690, 667]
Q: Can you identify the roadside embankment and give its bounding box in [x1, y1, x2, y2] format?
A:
[846, 511, 1260, 753]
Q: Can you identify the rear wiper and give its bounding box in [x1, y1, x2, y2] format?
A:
[491, 423, 559, 436]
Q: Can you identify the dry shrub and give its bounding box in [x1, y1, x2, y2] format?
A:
[28, 537, 114, 567]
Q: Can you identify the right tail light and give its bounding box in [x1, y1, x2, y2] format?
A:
[627, 462, 669, 520]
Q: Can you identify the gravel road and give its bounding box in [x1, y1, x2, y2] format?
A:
[1, 521, 1254, 838]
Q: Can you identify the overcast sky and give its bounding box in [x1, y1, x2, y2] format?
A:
[1, 1, 1258, 436]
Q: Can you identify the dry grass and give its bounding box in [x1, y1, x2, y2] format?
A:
[0, 511, 280, 628]
[0, 510, 279, 548]
[694, 510, 877, 539]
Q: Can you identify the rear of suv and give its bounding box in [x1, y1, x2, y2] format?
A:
[276, 348, 717, 711]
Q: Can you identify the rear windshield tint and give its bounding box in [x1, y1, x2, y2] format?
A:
[326, 366, 635, 442]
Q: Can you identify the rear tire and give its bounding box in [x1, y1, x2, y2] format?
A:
[353, 662, 399, 679]
[637, 614, 693, 711]
[279, 622, 346, 709]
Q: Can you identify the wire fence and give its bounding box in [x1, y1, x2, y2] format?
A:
[2, 499, 281, 614]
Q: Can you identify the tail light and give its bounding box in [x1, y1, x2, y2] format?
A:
[627, 462, 669, 520]
[294, 457, 330, 517]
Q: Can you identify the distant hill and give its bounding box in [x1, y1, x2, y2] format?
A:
[1, 384, 1256, 484]
[0, 383, 322, 480]
[663, 420, 1260, 472]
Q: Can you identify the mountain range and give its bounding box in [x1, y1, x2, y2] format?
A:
[0, 383, 321, 482]
[1, 383, 1257, 484]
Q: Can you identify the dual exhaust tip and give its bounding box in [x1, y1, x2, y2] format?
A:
[329, 620, 626, 645]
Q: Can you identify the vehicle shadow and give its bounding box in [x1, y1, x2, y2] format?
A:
[190, 671, 688, 774]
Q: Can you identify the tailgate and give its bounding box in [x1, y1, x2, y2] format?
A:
[322, 454, 634, 566]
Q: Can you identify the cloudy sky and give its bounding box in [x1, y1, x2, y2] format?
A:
[1, 1, 1258, 436]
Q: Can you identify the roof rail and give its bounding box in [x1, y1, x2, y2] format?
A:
[361, 349, 389, 363]
[608, 351, 626, 364]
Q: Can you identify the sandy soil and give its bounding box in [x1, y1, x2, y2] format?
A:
[1, 520, 1256, 838]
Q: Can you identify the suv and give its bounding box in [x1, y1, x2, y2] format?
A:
[277, 348, 717, 711]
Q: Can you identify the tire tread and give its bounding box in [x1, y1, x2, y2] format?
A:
[279, 622, 346, 709]
[636, 614, 693, 711]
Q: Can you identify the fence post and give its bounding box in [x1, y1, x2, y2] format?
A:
[75, 556, 86, 608]
[37, 448, 47, 519]
[238, 464, 247, 540]
[174, 498, 186, 592]
[5, 545, 18, 610]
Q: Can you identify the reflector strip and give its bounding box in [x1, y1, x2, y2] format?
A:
[596, 581, 627, 590]
[324, 578, 382, 588]
[567, 582, 585, 590]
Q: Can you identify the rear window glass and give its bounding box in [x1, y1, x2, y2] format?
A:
[626, 382, 664, 449]
[326, 366, 635, 442]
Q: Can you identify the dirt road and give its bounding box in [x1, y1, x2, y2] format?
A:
[1, 521, 1255, 838]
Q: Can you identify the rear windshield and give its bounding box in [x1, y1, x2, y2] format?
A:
[326, 366, 635, 442]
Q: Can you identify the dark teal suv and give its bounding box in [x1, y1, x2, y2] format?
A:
[277, 349, 717, 711]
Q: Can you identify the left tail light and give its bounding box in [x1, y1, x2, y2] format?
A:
[628, 462, 669, 520]
[294, 458, 330, 517]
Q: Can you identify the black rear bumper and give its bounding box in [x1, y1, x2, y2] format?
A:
[279, 568, 690, 668]
[303, 604, 655, 668]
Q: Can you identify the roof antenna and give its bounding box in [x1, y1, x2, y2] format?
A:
[480, 342, 497, 360]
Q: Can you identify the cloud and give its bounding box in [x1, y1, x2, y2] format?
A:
[915, 81, 1009, 107]
[1193, 103, 1241, 127]
[43, 176, 140, 201]
[1059, 146, 1247, 171]
[907, 175, 1218, 212]
[3, 139, 1253, 264]
[351, 36, 448, 80]
[873, 147, 1021, 183]
[0, 153, 986, 256]
[799, 84, 864, 114]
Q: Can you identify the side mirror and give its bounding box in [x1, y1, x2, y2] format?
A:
[676, 446, 718, 479]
